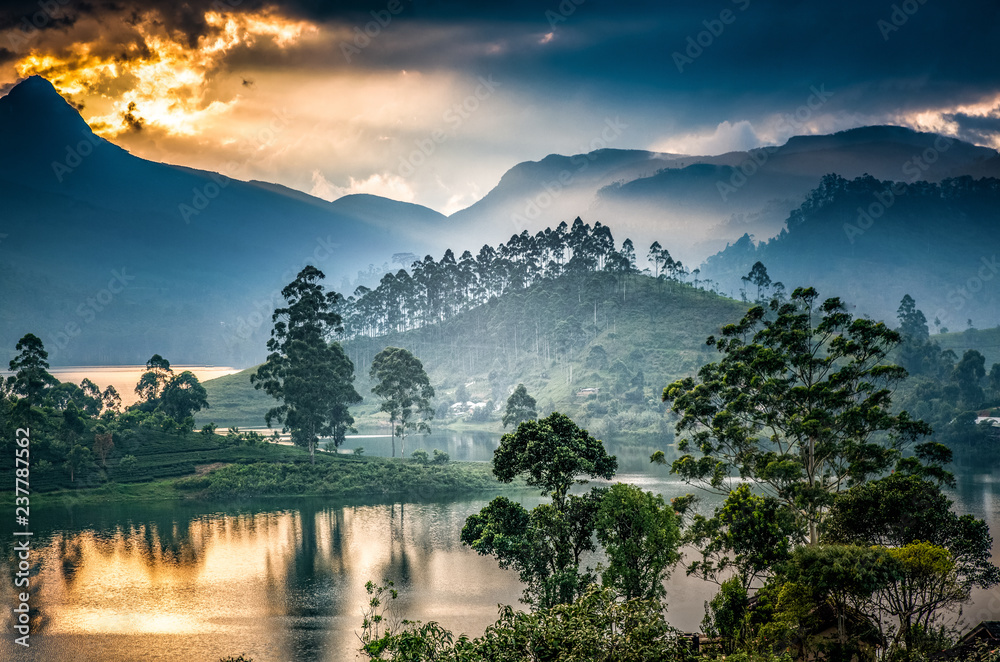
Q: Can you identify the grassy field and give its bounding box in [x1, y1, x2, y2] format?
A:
[0, 414, 521, 505]
[936, 326, 1000, 367]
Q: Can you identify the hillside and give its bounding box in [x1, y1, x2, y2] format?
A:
[936, 327, 1000, 368]
[699, 174, 1000, 328]
[449, 126, 1000, 265]
[199, 271, 746, 437]
[0, 76, 446, 366]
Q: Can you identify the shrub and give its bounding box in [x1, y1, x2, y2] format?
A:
[117, 454, 138, 479]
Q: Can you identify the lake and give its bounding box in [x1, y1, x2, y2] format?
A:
[1, 437, 998, 661]
[40, 366, 242, 408]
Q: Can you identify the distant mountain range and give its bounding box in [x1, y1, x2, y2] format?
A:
[450, 125, 1000, 263]
[2, 76, 998, 365]
[0, 76, 446, 366]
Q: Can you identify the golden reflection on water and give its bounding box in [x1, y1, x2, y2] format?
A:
[1, 501, 525, 661]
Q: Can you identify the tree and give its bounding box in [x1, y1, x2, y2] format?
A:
[742, 261, 772, 302]
[663, 287, 932, 545]
[462, 490, 605, 608]
[502, 383, 537, 428]
[951, 349, 986, 409]
[781, 544, 895, 656]
[493, 412, 617, 509]
[895, 295, 942, 377]
[159, 371, 209, 421]
[369, 347, 434, 457]
[464, 413, 618, 608]
[65, 444, 93, 483]
[7, 333, 57, 405]
[683, 483, 800, 592]
[135, 354, 173, 403]
[79, 378, 104, 416]
[824, 473, 999, 601]
[251, 266, 362, 463]
[93, 425, 114, 467]
[824, 473, 1000, 658]
[102, 385, 122, 414]
[594, 482, 682, 601]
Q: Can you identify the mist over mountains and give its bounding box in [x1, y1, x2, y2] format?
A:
[2, 75, 999, 366]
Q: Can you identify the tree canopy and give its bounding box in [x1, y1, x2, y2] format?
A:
[663, 287, 933, 544]
[369, 346, 435, 457]
[502, 383, 537, 428]
[252, 265, 362, 463]
[493, 411, 617, 508]
[7, 333, 57, 405]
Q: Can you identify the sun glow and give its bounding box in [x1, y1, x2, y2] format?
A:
[894, 92, 1000, 148]
[14, 9, 318, 137]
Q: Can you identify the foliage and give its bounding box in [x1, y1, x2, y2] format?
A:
[192, 457, 503, 500]
[823, 473, 1000, 596]
[465, 413, 631, 608]
[341, 219, 672, 340]
[65, 444, 94, 483]
[159, 370, 209, 420]
[703, 576, 751, 655]
[594, 482, 682, 601]
[781, 544, 895, 654]
[410, 449, 430, 464]
[742, 261, 773, 303]
[7, 333, 57, 405]
[358, 581, 698, 662]
[684, 483, 800, 592]
[200, 269, 743, 436]
[460, 491, 604, 608]
[135, 354, 173, 403]
[117, 454, 138, 478]
[251, 266, 362, 463]
[664, 287, 932, 544]
[370, 346, 435, 457]
[93, 427, 114, 467]
[502, 383, 537, 428]
[492, 412, 617, 508]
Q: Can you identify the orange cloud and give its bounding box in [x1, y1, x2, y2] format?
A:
[14, 8, 318, 137]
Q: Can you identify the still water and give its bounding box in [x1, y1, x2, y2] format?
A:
[43, 366, 242, 408]
[1, 438, 998, 662]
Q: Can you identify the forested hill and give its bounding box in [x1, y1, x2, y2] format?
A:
[698, 174, 1000, 328]
[335, 217, 691, 339]
[202, 270, 746, 435]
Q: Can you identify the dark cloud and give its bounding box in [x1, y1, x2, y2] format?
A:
[945, 107, 1000, 146]
[2, 0, 999, 145]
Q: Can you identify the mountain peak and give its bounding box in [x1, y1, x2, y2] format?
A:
[0, 76, 118, 182]
[0, 76, 93, 133]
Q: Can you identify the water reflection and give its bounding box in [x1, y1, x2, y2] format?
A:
[1, 439, 997, 661]
[0, 498, 530, 661]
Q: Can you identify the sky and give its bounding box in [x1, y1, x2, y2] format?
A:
[1, 0, 999, 214]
